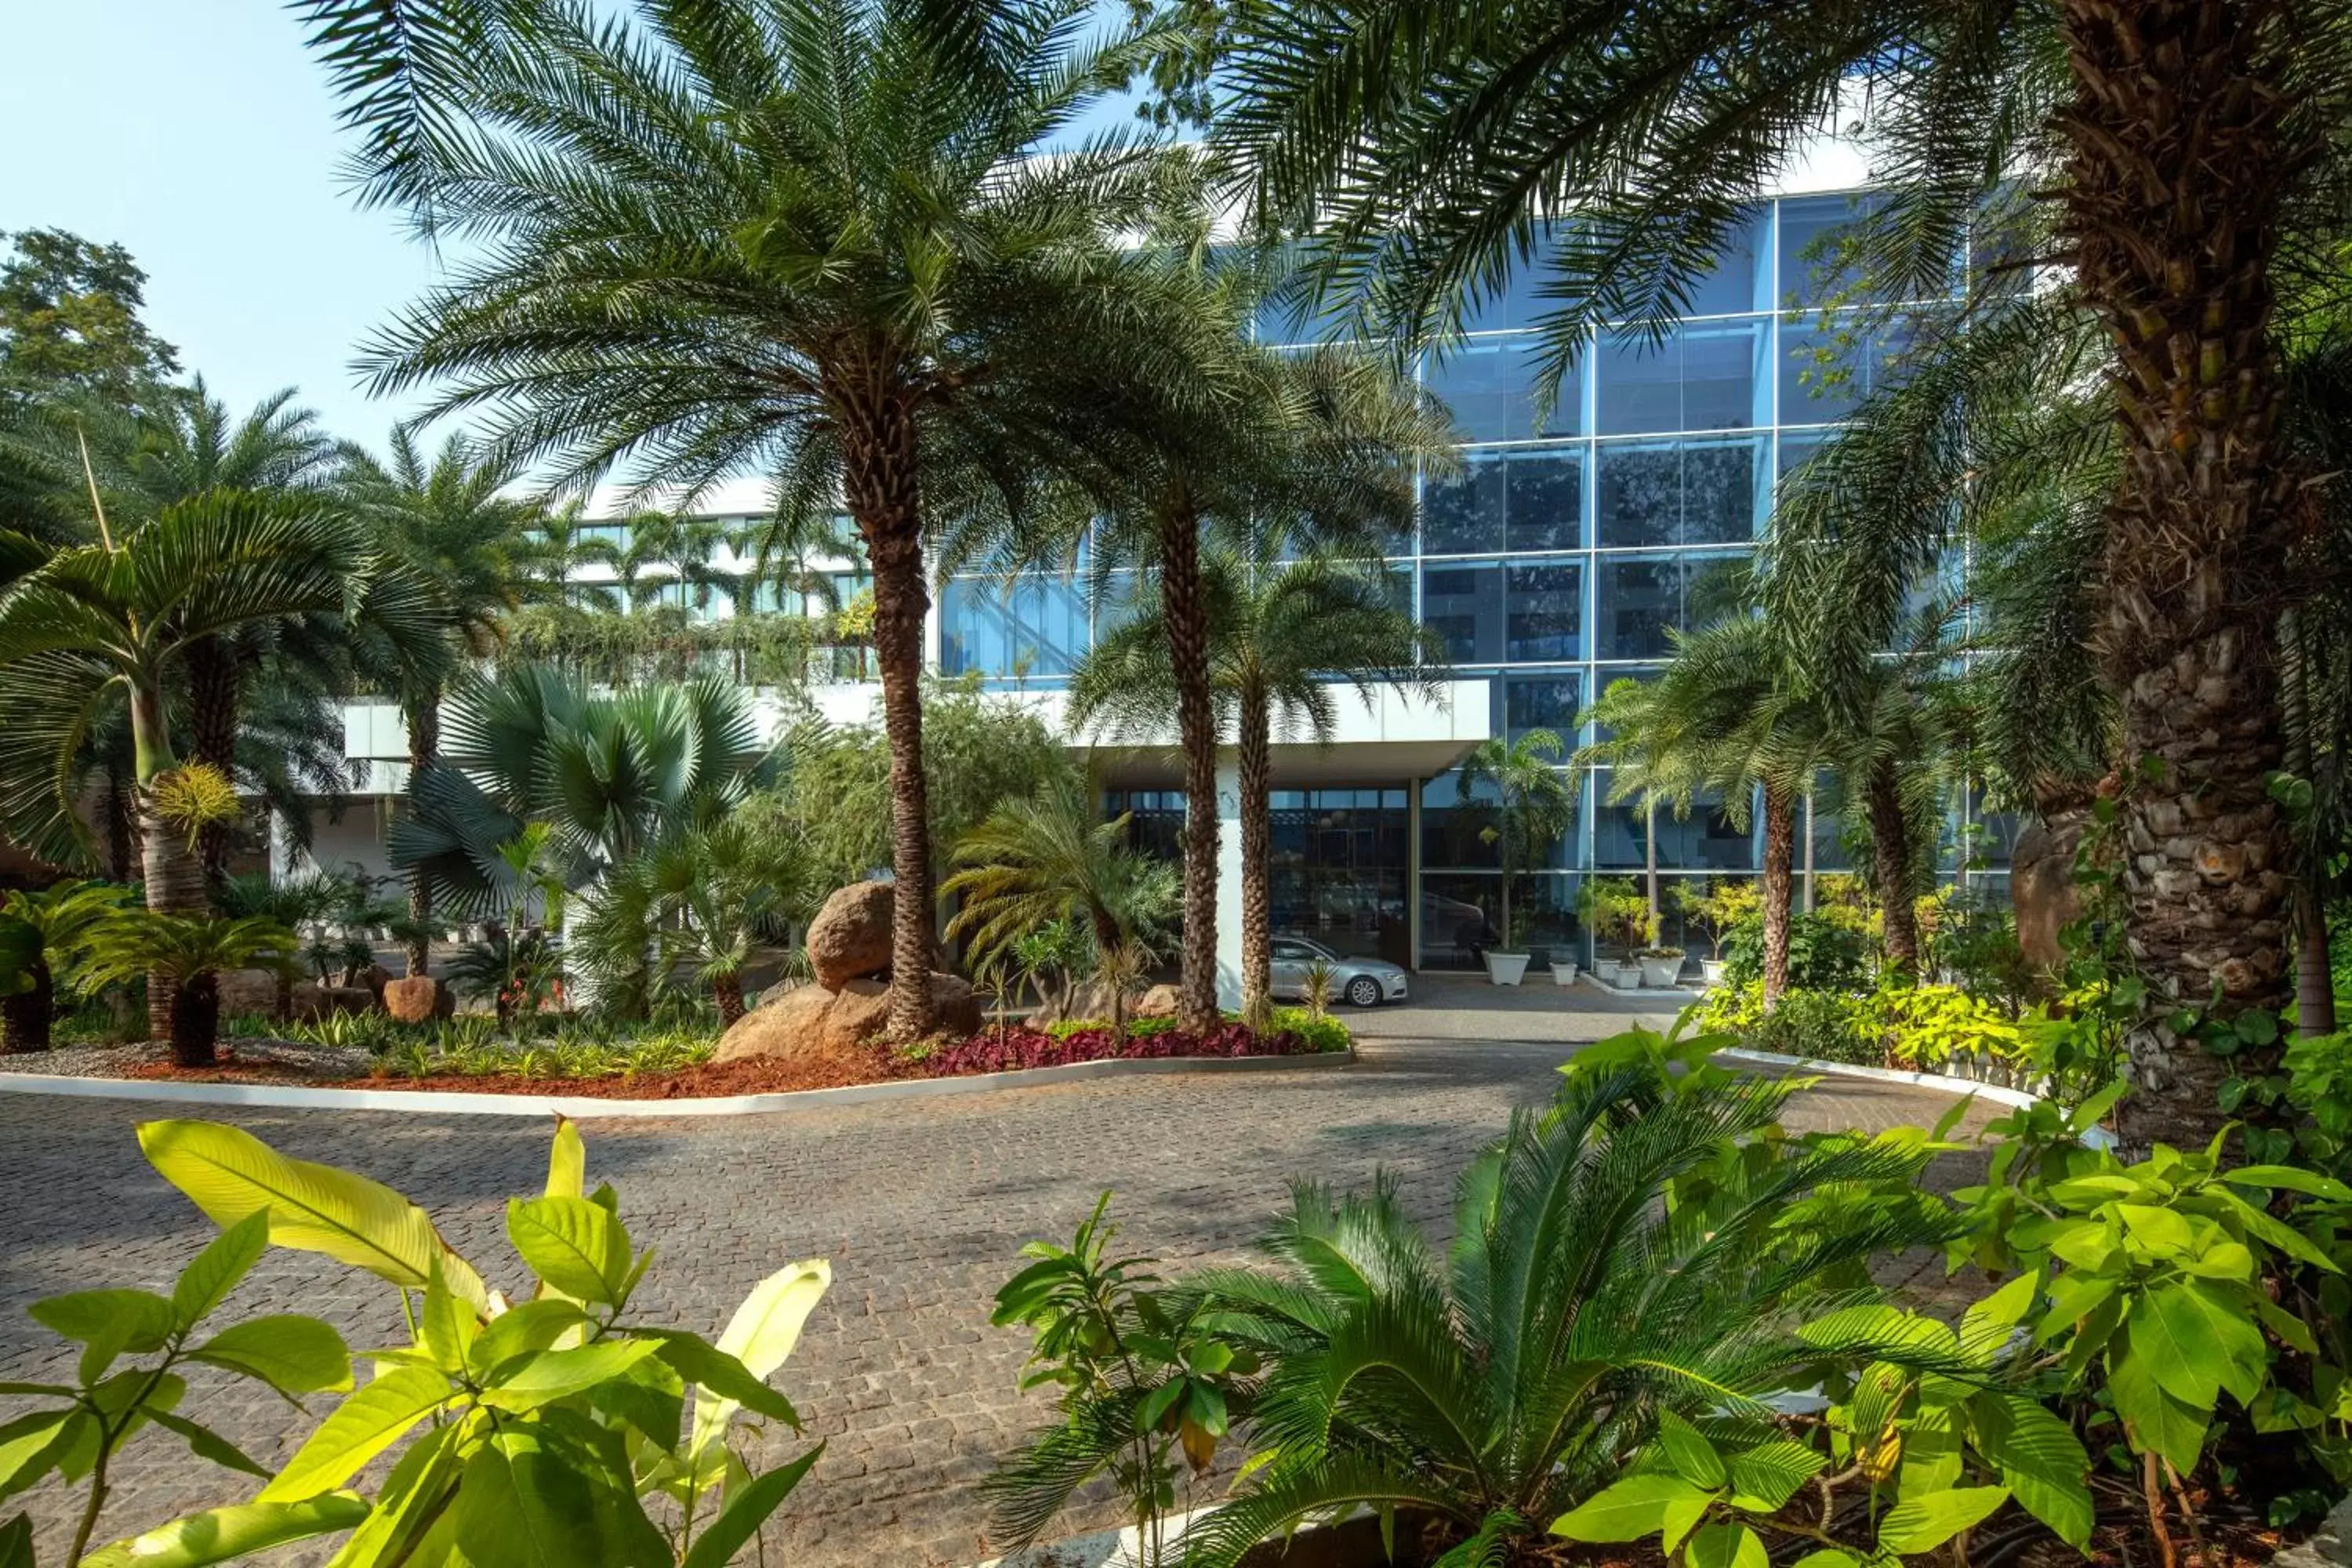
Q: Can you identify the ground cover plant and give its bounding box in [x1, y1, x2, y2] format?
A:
[0, 1117, 827, 1566]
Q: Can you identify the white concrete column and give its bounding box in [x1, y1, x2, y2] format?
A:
[1214, 759, 1244, 1011]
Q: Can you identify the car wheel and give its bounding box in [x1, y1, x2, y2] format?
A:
[1345, 975, 1383, 1008]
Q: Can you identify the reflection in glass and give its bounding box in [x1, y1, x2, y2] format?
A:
[1505, 564, 1582, 661]
[940, 575, 1087, 677]
[1425, 337, 1581, 442]
[1421, 561, 1504, 662]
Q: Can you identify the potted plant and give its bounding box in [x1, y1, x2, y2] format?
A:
[1635, 946, 1686, 987]
[1576, 877, 1650, 987]
[1463, 731, 1577, 987]
[1548, 953, 1580, 986]
[1670, 879, 1759, 986]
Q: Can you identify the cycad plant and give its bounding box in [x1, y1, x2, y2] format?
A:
[1071, 549, 1442, 1024]
[0, 879, 127, 1051]
[76, 910, 300, 1066]
[297, 0, 1204, 1040]
[1144, 1058, 1956, 1567]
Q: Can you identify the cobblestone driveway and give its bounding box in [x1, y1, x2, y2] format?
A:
[0, 1024, 1986, 1566]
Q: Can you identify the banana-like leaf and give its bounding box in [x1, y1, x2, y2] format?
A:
[139, 1121, 488, 1309]
[678, 1443, 824, 1568]
[79, 1493, 370, 1567]
[689, 1260, 829, 1458]
[258, 1365, 452, 1504]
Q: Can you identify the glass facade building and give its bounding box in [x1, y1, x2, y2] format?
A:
[932, 192, 2005, 971]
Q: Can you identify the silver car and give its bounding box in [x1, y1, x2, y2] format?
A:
[1269, 936, 1409, 1008]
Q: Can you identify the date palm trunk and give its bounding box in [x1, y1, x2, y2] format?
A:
[1156, 505, 1222, 1035]
[1867, 762, 1921, 982]
[1238, 686, 1274, 1029]
[2056, 0, 2302, 1150]
[838, 384, 938, 1040]
[183, 632, 242, 889]
[403, 691, 441, 979]
[1761, 782, 1795, 1005]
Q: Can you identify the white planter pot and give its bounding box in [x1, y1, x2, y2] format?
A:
[1700, 959, 1727, 987]
[1639, 956, 1684, 988]
[1548, 961, 1580, 987]
[1483, 951, 1530, 986]
[1602, 961, 1643, 991]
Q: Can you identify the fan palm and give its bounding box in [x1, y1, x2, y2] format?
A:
[0, 492, 388, 1036]
[1217, 0, 2352, 1142]
[1070, 549, 1442, 1024]
[571, 818, 816, 1025]
[1458, 731, 1578, 956]
[296, 0, 1206, 1038]
[944, 775, 1178, 1029]
[0, 880, 128, 1052]
[1162, 1058, 1956, 1568]
[339, 426, 550, 976]
[75, 910, 300, 1066]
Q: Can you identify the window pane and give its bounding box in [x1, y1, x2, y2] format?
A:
[1503, 445, 1583, 550]
[1595, 444, 1679, 547]
[1497, 671, 1584, 742]
[1596, 331, 1681, 435]
[1777, 193, 1880, 308]
[1778, 312, 1866, 423]
[1422, 456, 1505, 554]
[1679, 320, 1764, 430]
[1462, 220, 1572, 331]
[1421, 561, 1504, 662]
[1425, 336, 1581, 442]
[1683, 208, 1769, 315]
[1597, 557, 1680, 660]
[1505, 563, 1582, 661]
[1681, 439, 1761, 546]
[939, 575, 1087, 677]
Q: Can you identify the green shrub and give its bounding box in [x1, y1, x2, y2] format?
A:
[1265, 1005, 1350, 1053]
[1689, 981, 2023, 1070]
[1720, 910, 1872, 991]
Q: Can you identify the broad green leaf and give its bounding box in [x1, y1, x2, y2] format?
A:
[1686, 1520, 1768, 1568]
[31, 1288, 175, 1381]
[173, 1213, 270, 1328]
[2128, 1283, 2264, 1408]
[2104, 1348, 2208, 1473]
[1798, 1305, 1957, 1357]
[480, 1340, 663, 1412]
[1722, 1437, 1823, 1512]
[1896, 1410, 1963, 1498]
[2181, 1241, 2256, 1283]
[1961, 1272, 2039, 1346]
[2220, 1165, 2352, 1201]
[2034, 1272, 2118, 1345]
[1876, 1486, 2009, 1553]
[2254, 1294, 2318, 1356]
[448, 1412, 668, 1567]
[1968, 1395, 2092, 1548]
[149, 1410, 269, 1477]
[688, 1261, 829, 1455]
[1655, 1410, 1726, 1488]
[79, 1494, 371, 1567]
[468, 1301, 593, 1381]
[419, 1263, 477, 1373]
[139, 1122, 487, 1308]
[318, 1422, 463, 1568]
[0, 1411, 73, 1504]
[1789, 1552, 1864, 1568]
[587, 1355, 684, 1448]
[678, 1444, 823, 1568]
[1551, 1473, 1715, 1543]
[506, 1196, 630, 1305]
[546, 1120, 586, 1200]
[191, 1316, 353, 1396]
[259, 1364, 451, 1502]
[2115, 1204, 2193, 1258]
[0, 1512, 28, 1568]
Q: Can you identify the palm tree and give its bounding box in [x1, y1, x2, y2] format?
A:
[571, 818, 815, 1025]
[75, 910, 300, 1067]
[1071, 550, 1442, 1025]
[1457, 731, 1577, 959]
[296, 0, 1203, 1038]
[1163, 1060, 1956, 1568]
[0, 492, 385, 1038]
[339, 426, 547, 979]
[943, 775, 1178, 1029]
[1217, 0, 2352, 1142]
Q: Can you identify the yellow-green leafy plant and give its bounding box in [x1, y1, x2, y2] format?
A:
[2, 1116, 830, 1567]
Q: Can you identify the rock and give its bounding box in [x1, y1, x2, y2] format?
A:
[293, 983, 377, 1021]
[807, 880, 896, 989]
[215, 968, 285, 1019]
[1132, 983, 1181, 1019]
[358, 963, 396, 1000]
[716, 971, 984, 1064]
[382, 976, 445, 1025]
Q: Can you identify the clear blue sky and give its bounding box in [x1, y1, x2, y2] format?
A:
[0, 2, 1141, 458]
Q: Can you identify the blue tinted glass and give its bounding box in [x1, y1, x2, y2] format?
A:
[1499, 671, 1584, 743]
[1504, 446, 1583, 550]
[1777, 193, 1882, 308]
[1422, 456, 1505, 554]
[1683, 208, 1769, 315]
[1682, 438, 1761, 546]
[1505, 563, 1582, 661]
[1596, 331, 1681, 435]
[1421, 561, 1504, 662]
[1462, 220, 1570, 332]
[940, 575, 1087, 677]
[1598, 556, 1680, 659]
[1426, 336, 1581, 442]
[1680, 320, 1764, 430]
[1596, 444, 1679, 547]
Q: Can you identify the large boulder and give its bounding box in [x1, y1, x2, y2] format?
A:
[807, 880, 896, 989]
[716, 972, 985, 1064]
[293, 983, 377, 1021]
[1131, 983, 1181, 1019]
[382, 976, 448, 1025]
[215, 968, 285, 1019]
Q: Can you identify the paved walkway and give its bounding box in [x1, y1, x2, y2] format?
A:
[0, 1010, 1987, 1566]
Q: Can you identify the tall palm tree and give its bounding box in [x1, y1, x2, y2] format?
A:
[296, 0, 1203, 1038]
[1217, 0, 2352, 1142]
[0, 493, 383, 1036]
[339, 426, 547, 978]
[1071, 550, 1443, 1025]
[1457, 730, 1578, 957]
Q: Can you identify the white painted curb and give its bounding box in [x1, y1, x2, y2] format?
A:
[1714, 1047, 2121, 1149]
[0, 1047, 1355, 1120]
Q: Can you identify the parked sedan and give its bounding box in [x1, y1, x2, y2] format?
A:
[1268, 936, 1409, 1008]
